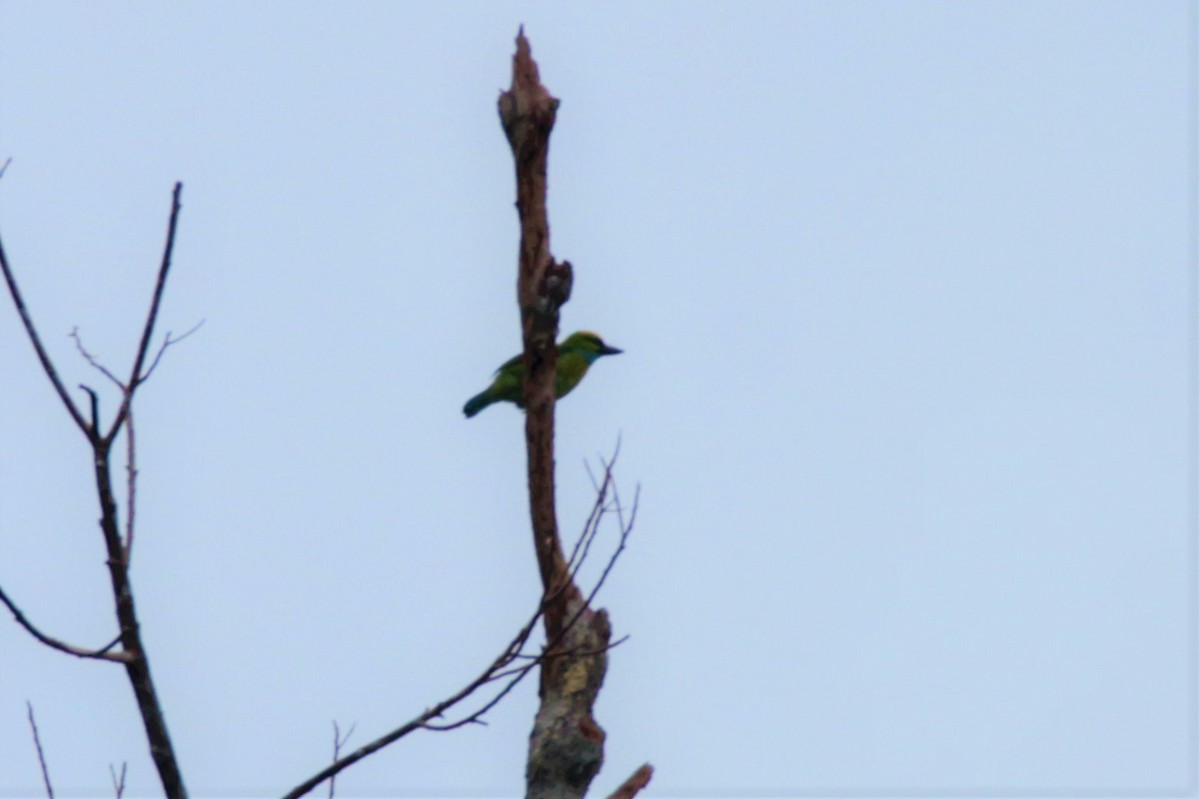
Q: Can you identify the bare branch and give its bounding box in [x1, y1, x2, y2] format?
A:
[418, 656, 539, 733]
[542, 514, 636, 677]
[327, 722, 356, 799]
[109, 762, 127, 799]
[547, 447, 639, 657]
[282, 602, 546, 799]
[105, 182, 183, 444]
[26, 702, 55, 799]
[70, 327, 127, 390]
[606, 763, 653, 799]
[3, 182, 189, 797]
[95, 442, 187, 796]
[0, 233, 91, 437]
[283, 450, 639, 796]
[0, 584, 129, 662]
[0, 157, 11, 180]
[69, 324, 171, 563]
[582, 482, 639, 613]
[568, 458, 614, 571]
[123, 406, 137, 563]
[141, 319, 205, 382]
[79, 385, 100, 435]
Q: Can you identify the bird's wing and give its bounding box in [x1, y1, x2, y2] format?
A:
[494, 352, 522, 376]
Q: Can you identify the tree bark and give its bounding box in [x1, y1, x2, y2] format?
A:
[497, 28, 616, 799]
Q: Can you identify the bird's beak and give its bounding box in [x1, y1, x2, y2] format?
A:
[600, 344, 623, 356]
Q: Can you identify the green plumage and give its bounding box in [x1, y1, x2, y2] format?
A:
[463, 331, 622, 418]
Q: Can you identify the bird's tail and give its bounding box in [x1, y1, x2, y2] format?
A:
[462, 390, 494, 418]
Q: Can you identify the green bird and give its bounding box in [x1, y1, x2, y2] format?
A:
[463, 331, 622, 418]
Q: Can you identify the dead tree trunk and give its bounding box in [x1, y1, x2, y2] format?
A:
[497, 29, 646, 799]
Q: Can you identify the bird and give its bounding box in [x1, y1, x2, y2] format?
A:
[463, 331, 622, 418]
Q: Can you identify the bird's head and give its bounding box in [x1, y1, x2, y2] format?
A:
[561, 330, 623, 363]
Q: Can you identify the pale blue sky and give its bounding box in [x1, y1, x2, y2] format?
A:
[0, 2, 1195, 797]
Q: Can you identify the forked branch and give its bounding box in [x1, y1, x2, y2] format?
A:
[0, 181, 191, 798]
[282, 453, 636, 799]
[101, 183, 181, 444]
[0, 585, 127, 662]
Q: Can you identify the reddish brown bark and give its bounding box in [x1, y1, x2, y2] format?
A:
[498, 28, 644, 799]
[607, 764, 654, 799]
[498, 29, 580, 638]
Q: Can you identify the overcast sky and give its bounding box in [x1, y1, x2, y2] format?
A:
[0, 2, 1195, 798]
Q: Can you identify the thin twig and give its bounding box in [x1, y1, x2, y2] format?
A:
[70, 322, 193, 564]
[419, 655, 542, 732]
[26, 702, 54, 799]
[281, 634, 535, 799]
[3, 182, 189, 797]
[575, 435, 621, 568]
[0, 235, 90, 436]
[0, 585, 129, 662]
[568, 461, 612, 571]
[109, 762, 127, 799]
[70, 328, 126, 390]
[141, 319, 205, 382]
[283, 447, 637, 798]
[543, 448, 639, 667]
[582, 483, 639, 614]
[493, 631, 630, 675]
[105, 182, 183, 445]
[284, 581, 615, 794]
[328, 721, 356, 799]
